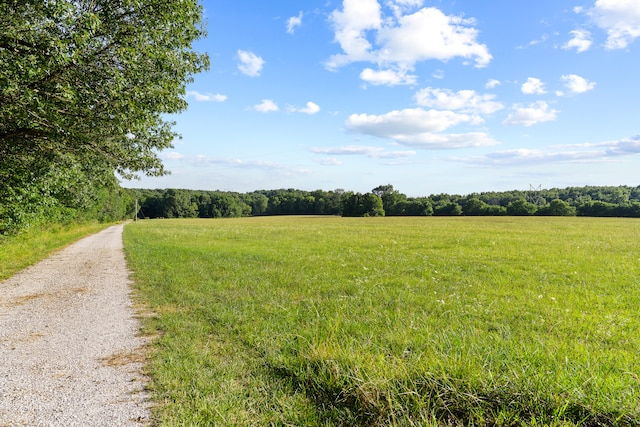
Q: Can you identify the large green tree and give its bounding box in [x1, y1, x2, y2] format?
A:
[342, 192, 385, 217]
[372, 184, 407, 215]
[0, 0, 208, 232]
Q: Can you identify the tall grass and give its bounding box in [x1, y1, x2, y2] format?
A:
[124, 217, 640, 426]
[0, 222, 112, 280]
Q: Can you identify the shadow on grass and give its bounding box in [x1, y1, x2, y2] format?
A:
[267, 360, 638, 427]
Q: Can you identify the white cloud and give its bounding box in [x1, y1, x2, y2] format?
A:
[346, 108, 478, 135]
[590, 0, 640, 49]
[485, 79, 501, 89]
[160, 151, 185, 160]
[503, 101, 558, 127]
[561, 74, 596, 94]
[193, 155, 290, 171]
[287, 11, 303, 34]
[326, 1, 492, 85]
[377, 149, 418, 158]
[386, 0, 424, 18]
[563, 29, 593, 53]
[289, 101, 321, 115]
[326, 0, 382, 69]
[432, 69, 445, 79]
[521, 77, 546, 95]
[391, 132, 499, 149]
[310, 145, 416, 158]
[237, 50, 265, 77]
[460, 135, 640, 166]
[253, 99, 279, 113]
[524, 34, 549, 48]
[376, 8, 492, 67]
[155, 153, 313, 178]
[344, 108, 497, 149]
[414, 87, 504, 115]
[360, 67, 417, 85]
[463, 148, 598, 165]
[315, 157, 343, 165]
[603, 135, 640, 154]
[186, 91, 227, 102]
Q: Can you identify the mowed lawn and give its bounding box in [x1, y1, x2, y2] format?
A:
[124, 216, 640, 426]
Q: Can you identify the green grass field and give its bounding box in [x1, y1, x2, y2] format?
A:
[124, 216, 640, 426]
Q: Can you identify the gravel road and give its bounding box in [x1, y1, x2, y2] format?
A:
[0, 224, 150, 426]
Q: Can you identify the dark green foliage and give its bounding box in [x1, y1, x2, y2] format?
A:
[341, 192, 385, 217]
[1, 0, 208, 234]
[372, 184, 406, 214]
[463, 197, 490, 216]
[577, 200, 618, 217]
[393, 198, 434, 216]
[506, 199, 537, 216]
[131, 189, 252, 219]
[536, 199, 577, 216]
[124, 185, 640, 220]
[433, 201, 463, 216]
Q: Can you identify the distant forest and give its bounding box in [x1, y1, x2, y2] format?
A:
[130, 184, 640, 219]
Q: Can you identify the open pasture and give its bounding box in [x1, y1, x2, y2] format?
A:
[124, 216, 640, 426]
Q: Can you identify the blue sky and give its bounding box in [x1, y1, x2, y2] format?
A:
[125, 0, 640, 197]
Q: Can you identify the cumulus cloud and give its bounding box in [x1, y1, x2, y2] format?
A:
[289, 101, 321, 115]
[503, 101, 558, 127]
[346, 108, 479, 135]
[485, 79, 501, 89]
[237, 50, 265, 77]
[414, 87, 504, 115]
[344, 108, 498, 149]
[186, 91, 227, 102]
[253, 99, 279, 113]
[521, 77, 546, 95]
[376, 8, 492, 67]
[326, 1, 491, 85]
[590, 0, 640, 49]
[287, 11, 303, 34]
[560, 74, 596, 94]
[563, 29, 593, 53]
[327, 0, 382, 68]
[310, 145, 416, 158]
[360, 68, 417, 85]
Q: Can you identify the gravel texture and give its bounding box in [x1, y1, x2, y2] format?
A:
[0, 224, 150, 426]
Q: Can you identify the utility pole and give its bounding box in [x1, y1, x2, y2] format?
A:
[134, 199, 138, 222]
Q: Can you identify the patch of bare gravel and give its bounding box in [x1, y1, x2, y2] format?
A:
[0, 224, 150, 426]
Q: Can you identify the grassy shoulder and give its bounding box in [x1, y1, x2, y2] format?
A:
[0, 222, 114, 281]
[124, 217, 640, 426]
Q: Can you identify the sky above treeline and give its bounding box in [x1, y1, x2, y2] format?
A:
[125, 0, 640, 197]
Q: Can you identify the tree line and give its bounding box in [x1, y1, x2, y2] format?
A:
[4, 181, 640, 235]
[130, 184, 640, 220]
